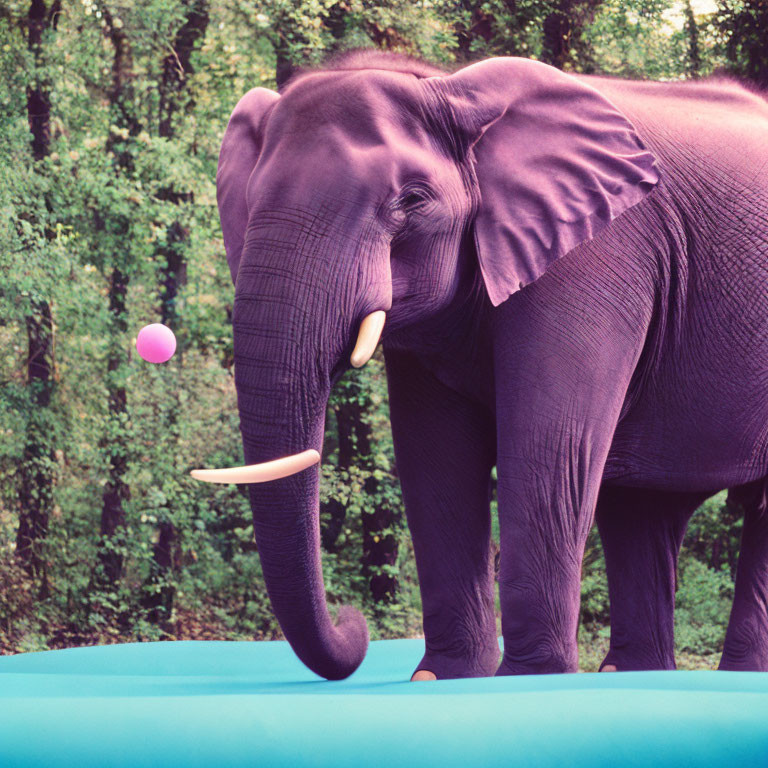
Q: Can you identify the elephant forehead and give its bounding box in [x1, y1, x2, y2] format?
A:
[270, 70, 430, 146]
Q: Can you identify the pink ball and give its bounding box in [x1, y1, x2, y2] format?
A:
[136, 323, 176, 364]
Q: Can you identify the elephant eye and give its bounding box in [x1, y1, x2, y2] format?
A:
[400, 191, 426, 209]
[380, 183, 435, 234]
[396, 183, 434, 215]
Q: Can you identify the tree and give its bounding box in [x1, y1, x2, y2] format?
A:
[0, 0, 748, 662]
[16, 0, 61, 596]
[713, 0, 768, 87]
[582, 0, 694, 80]
[232, 0, 453, 86]
[540, 0, 603, 71]
[94, 3, 139, 592]
[142, 0, 210, 626]
[324, 370, 401, 606]
[684, 0, 702, 77]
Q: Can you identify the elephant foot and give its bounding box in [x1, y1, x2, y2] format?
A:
[719, 657, 768, 672]
[411, 639, 500, 680]
[719, 642, 768, 671]
[599, 647, 675, 672]
[496, 652, 578, 676]
[720, 617, 768, 671]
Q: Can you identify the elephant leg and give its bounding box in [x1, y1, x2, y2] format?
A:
[491, 268, 651, 675]
[494, 449, 599, 675]
[385, 349, 499, 680]
[596, 486, 708, 671]
[720, 478, 768, 671]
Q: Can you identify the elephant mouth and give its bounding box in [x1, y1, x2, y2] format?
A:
[190, 311, 386, 485]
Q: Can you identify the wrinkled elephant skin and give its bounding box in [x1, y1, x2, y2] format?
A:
[206, 51, 768, 680]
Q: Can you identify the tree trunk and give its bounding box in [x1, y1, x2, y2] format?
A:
[157, 1, 210, 138]
[16, 0, 61, 593]
[540, 1, 601, 72]
[684, 1, 701, 78]
[141, 1, 209, 627]
[320, 397, 354, 551]
[16, 307, 55, 591]
[354, 380, 398, 606]
[141, 218, 188, 626]
[96, 7, 136, 590]
[721, 0, 768, 88]
[275, 40, 294, 88]
[455, 1, 494, 61]
[541, 4, 571, 70]
[98, 267, 130, 586]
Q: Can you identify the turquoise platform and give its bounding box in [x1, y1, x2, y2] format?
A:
[1, 638, 767, 766]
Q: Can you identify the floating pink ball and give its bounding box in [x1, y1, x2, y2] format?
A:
[136, 323, 176, 364]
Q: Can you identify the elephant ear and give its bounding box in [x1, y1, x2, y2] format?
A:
[217, 87, 280, 285]
[434, 58, 659, 306]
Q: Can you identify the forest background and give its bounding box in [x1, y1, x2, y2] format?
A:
[1, 0, 766, 669]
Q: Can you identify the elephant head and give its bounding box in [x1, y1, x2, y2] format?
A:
[192, 54, 658, 680]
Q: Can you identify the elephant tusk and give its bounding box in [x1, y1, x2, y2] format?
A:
[350, 311, 386, 368]
[190, 449, 320, 484]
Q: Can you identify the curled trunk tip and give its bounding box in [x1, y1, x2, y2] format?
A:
[310, 605, 369, 680]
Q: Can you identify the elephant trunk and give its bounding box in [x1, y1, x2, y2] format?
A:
[243, 450, 369, 681]
[230, 262, 369, 680]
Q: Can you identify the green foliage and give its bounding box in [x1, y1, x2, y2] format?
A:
[673, 492, 740, 656]
[580, 530, 610, 627]
[675, 557, 734, 655]
[583, 0, 723, 79]
[0, 0, 758, 670]
[710, 0, 768, 87]
[683, 491, 742, 576]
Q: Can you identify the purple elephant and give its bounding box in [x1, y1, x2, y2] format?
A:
[193, 51, 768, 681]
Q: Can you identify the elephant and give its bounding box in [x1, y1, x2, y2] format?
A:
[191, 50, 768, 681]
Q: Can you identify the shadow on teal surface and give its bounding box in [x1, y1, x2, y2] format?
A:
[1, 639, 767, 766]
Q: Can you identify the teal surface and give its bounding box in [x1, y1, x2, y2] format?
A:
[1, 638, 767, 766]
